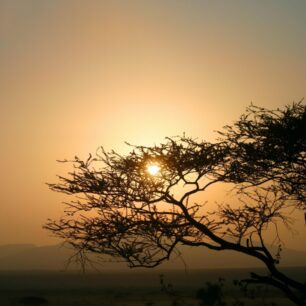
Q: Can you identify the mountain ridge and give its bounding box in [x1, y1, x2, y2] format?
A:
[0, 243, 305, 271]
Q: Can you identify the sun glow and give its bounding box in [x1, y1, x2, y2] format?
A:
[147, 164, 160, 176]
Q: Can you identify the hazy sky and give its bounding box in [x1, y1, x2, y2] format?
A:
[0, 1, 305, 250]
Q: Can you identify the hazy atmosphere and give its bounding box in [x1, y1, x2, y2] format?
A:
[1, 0, 305, 253]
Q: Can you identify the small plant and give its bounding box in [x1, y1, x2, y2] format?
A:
[159, 274, 175, 296]
[171, 299, 181, 306]
[232, 299, 245, 306]
[196, 279, 226, 306]
[159, 274, 186, 306]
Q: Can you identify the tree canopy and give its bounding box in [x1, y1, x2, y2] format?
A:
[45, 102, 305, 305]
[220, 102, 305, 207]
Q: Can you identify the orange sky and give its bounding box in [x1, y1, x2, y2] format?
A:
[0, 1, 305, 250]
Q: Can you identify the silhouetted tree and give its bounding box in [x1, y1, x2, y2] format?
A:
[45, 102, 305, 305]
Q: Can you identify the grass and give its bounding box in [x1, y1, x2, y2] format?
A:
[0, 268, 303, 306]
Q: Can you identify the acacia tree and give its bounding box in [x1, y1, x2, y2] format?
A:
[45, 102, 305, 305]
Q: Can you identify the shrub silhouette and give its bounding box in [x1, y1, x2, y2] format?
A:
[196, 281, 225, 306]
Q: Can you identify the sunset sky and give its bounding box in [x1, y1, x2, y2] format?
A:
[0, 1, 305, 251]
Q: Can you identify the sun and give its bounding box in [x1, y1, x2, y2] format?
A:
[147, 164, 160, 176]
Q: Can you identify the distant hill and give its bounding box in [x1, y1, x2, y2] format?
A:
[0, 244, 75, 271]
[0, 243, 305, 271]
[178, 245, 306, 269]
[0, 244, 36, 258]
